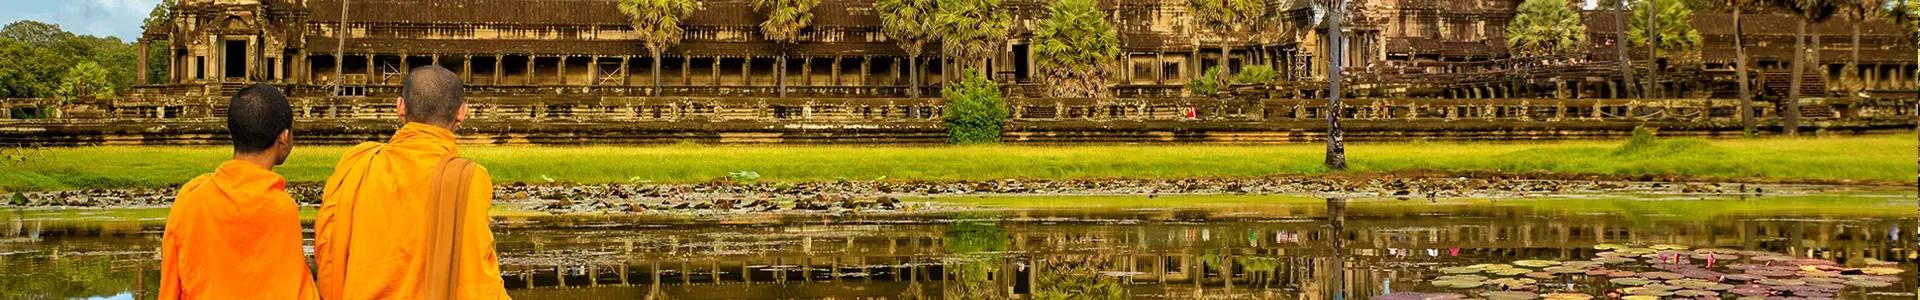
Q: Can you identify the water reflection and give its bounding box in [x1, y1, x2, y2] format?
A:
[0, 196, 1914, 299]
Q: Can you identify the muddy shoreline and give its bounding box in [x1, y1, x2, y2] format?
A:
[4, 170, 1904, 212]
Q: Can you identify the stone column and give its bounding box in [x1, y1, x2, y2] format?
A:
[710, 57, 721, 86]
[743, 57, 754, 86]
[859, 56, 871, 88]
[494, 55, 504, 85]
[801, 56, 814, 86]
[462, 55, 473, 83]
[401, 52, 412, 78]
[366, 55, 376, 84]
[137, 40, 150, 84]
[589, 56, 601, 86]
[620, 56, 631, 86]
[1155, 53, 1165, 85]
[682, 56, 692, 86]
[527, 55, 537, 85]
[831, 56, 843, 86]
[558, 56, 568, 85]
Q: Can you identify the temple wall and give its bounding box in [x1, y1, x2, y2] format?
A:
[5, 97, 1912, 146]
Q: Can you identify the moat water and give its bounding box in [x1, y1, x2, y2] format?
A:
[2, 193, 1914, 299]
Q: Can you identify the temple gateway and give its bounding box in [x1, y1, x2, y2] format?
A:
[1, 0, 1914, 145]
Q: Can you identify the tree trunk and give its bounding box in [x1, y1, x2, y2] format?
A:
[1645, 0, 1659, 98]
[908, 44, 922, 98]
[1325, 1, 1348, 171]
[651, 47, 664, 96]
[1735, 6, 1755, 134]
[1615, 2, 1639, 98]
[1787, 19, 1806, 136]
[1220, 42, 1232, 91]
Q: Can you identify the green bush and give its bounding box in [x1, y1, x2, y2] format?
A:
[1185, 66, 1220, 96]
[941, 68, 1008, 144]
[1614, 126, 1659, 155]
[1233, 65, 1277, 85]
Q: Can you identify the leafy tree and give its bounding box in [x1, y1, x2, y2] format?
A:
[1, 21, 74, 48]
[1186, 66, 1220, 95]
[753, 0, 817, 98]
[1836, 0, 1883, 92]
[935, 0, 1012, 71]
[0, 38, 62, 98]
[1506, 0, 1589, 56]
[1032, 0, 1121, 98]
[1630, 0, 1704, 55]
[57, 61, 114, 103]
[876, 0, 939, 98]
[940, 68, 1006, 144]
[620, 0, 700, 96]
[1187, 0, 1266, 83]
[1769, 0, 1839, 136]
[143, 0, 174, 31]
[143, 1, 174, 85]
[1233, 64, 1277, 85]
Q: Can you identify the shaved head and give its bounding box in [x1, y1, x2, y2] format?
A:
[400, 65, 465, 127]
[228, 84, 293, 154]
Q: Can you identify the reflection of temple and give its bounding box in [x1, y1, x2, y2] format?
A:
[480, 211, 1920, 298]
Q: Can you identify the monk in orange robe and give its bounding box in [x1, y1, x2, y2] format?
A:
[315, 66, 510, 299]
[159, 84, 319, 300]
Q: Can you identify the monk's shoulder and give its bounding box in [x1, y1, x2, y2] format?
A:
[177, 174, 215, 196]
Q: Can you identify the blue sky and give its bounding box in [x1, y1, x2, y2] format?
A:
[0, 0, 162, 41]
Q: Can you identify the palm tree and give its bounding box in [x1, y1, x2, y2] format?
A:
[1769, 0, 1839, 136]
[753, 0, 818, 98]
[1186, 0, 1266, 88]
[1506, 0, 1588, 56]
[619, 0, 700, 96]
[875, 0, 939, 98]
[1631, 0, 1704, 99]
[1607, 0, 1641, 99]
[1723, 0, 1761, 133]
[1033, 0, 1122, 98]
[1323, 0, 1347, 171]
[934, 0, 1012, 74]
[1837, 0, 1881, 92]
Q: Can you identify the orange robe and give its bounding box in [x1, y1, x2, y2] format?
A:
[315, 122, 508, 300]
[159, 160, 320, 300]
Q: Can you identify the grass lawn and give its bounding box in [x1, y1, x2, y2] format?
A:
[1, 134, 1913, 192]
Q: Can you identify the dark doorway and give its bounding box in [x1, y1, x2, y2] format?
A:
[1011, 43, 1029, 82]
[224, 40, 246, 78]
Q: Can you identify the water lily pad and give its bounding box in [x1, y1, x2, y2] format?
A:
[1844, 280, 1892, 288]
[1543, 266, 1585, 274]
[1674, 290, 1717, 297]
[1859, 267, 1904, 275]
[1690, 253, 1739, 260]
[1372, 292, 1466, 300]
[1809, 283, 1847, 290]
[1513, 260, 1560, 267]
[1609, 277, 1654, 286]
[1490, 268, 1532, 276]
[1628, 288, 1674, 296]
[1438, 266, 1482, 274]
[1651, 244, 1689, 250]
[1524, 272, 1555, 279]
[1750, 255, 1793, 262]
[1540, 293, 1592, 300]
[1606, 270, 1636, 278]
[1593, 257, 1636, 264]
[1636, 272, 1684, 280]
[1583, 269, 1611, 276]
[1430, 279, 1483, 289]
[1487, 278, 1537, 287]
[1755, 279, 1805, 286]
[1436, 274, 1489, 282]
[1620, 296, 1659, 300]
[1594, 244, 1628, 250]
[1470, 263, 1515, 270]
[1480, 291, 1538, 300]
[1559, 261, 1601, 269]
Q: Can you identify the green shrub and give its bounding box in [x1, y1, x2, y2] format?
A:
[1185, 66, 1220, 96]
[1615, 126, 1659, 155]
[1233, 65, 1277, 85]
[941, 68, 1008, 144]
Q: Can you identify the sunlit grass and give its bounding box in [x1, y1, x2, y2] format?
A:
[1, 134, 1912, 192]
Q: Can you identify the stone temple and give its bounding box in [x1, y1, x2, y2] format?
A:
[0, 0, 1914, 145]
